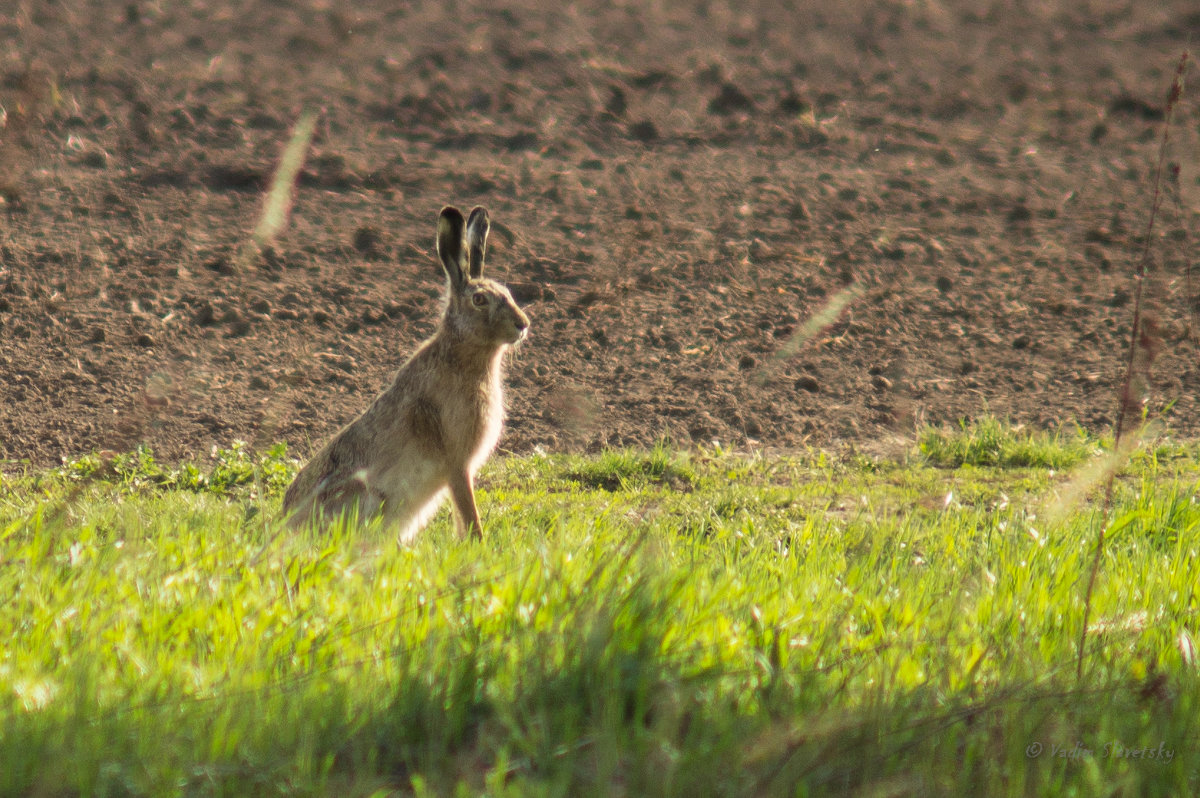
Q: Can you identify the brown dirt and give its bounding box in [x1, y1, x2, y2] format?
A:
[2, 1, 1199, 468]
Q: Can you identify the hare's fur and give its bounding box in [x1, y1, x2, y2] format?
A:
[282, 206, 529, 541]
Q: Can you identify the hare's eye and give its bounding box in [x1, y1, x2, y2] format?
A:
[471, 293, 488, 307]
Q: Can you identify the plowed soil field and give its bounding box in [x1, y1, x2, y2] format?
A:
[2, 1, 1199, 467]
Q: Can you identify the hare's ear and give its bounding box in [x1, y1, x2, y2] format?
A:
[466, 206, 489, 279]
[436, 206, 468, 289]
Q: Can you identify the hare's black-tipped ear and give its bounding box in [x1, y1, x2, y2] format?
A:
[436, 206, 467, 289]
[466, 206, 489, 279]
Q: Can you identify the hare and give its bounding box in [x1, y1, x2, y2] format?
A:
[282, 205, 530, 541]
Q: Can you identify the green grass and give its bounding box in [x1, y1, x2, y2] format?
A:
[919, 416, 1100, 469]
[1, 428, 1199, 796]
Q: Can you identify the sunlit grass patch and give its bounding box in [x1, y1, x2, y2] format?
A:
[2, 422, 1199, 795]
[559, 442, 698, 491]
[919, 416, 1100, 469]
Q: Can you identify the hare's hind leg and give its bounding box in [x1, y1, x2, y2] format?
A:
[385, 486, 449, 544]
[308, 468, 385, 529]
[447, 469, 484, 540]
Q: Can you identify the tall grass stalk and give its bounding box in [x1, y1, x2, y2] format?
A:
[253, 107, 317, 247]
[1079, 50, 1191, 682]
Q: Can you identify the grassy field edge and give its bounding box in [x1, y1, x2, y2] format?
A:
[1, 421, 1198, 796]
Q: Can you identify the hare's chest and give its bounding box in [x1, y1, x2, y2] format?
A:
[467, 374, 505, 473]
[423, 374, 500, 466]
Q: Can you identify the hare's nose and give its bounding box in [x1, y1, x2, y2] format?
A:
[515, 312, 530, 331]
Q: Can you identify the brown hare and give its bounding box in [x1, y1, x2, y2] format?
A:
[282, 205, 529, 541]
